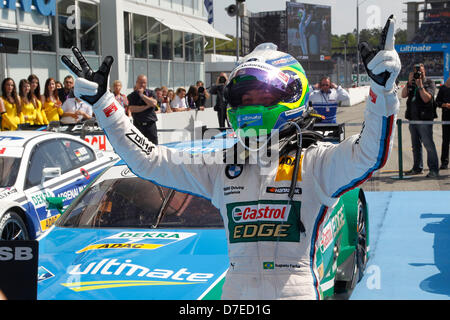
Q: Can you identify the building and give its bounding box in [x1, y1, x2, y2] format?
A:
[405, 0, 450, 43]
[0, 0, 229, 93]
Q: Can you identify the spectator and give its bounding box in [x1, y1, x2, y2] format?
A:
[309, 76, 350, 124]
[209, 72, 229, 128]
[154, 87, 163, 113]
[58, 75, 74, 104]
[60, 92, 93, 124]
[0, 78, 21, 131]
[18, 79, 37, 125]
[195, 80, 209, 111]
[43, 78, 64, 123]
[186, 85, 198, 110]
[28, 74, 48, 125]
[402, 63, 439, 178]
[55, 81, 63, 90]
[112, 80, 130, 117]
[436, 76, 450, 170]
[170, 87, 189, 112]
[160, 86, 172, 113]
[127, 75, 159, 145]
[167, 89, 175, 103]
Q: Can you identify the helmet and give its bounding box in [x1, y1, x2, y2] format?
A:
[226, 43, 309, 138]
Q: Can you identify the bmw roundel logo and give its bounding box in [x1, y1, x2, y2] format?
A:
[225, 164, 243, 180]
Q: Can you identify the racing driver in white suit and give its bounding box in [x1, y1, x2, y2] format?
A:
[61, 16, 401, 300]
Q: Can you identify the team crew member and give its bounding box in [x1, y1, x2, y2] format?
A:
[62, 16, 400, 300]
[308, 77, 350, 124]
[127, 75, 159, 145]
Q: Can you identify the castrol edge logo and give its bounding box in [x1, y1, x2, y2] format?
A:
[231, 204, 291, 223]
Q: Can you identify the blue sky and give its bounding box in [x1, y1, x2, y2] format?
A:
[212, 0, 422, 36]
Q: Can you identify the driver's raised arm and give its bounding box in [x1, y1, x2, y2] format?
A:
[61, 48, 221, 202]
[307, 15, 401, 199]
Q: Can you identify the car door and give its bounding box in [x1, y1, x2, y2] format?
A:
[23, 138, 90, 235]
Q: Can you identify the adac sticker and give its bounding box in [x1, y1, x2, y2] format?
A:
[275, 155, 303, 182]
[76, 231, 196, 254]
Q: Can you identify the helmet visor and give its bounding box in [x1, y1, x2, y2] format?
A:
[226, 64, 298, 108]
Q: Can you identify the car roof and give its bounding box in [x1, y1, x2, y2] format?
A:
[0, 130, 95, 148]
[0, 131, 51, 147]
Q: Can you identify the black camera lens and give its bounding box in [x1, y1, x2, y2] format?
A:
[219, 76, 227, 84]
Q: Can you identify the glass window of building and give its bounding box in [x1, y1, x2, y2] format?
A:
[148, 17, 161, 59]
[174, 30, 183, 59]
[124, 12, 131, 55]
[133, 14, 148, 58]
[185, 33, 194, 61]
[32, 17, 56, 52]
[161, 28, 173, 60]
[79, 1, 100, 55]
[193, 35, 204, 62]
[58, 0, 76, 50]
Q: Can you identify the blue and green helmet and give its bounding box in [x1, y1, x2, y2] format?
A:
[226, 44, 310, 138]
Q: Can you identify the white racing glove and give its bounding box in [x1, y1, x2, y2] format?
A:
[61, 47, 124, 127]
[359, 15, 401, 94]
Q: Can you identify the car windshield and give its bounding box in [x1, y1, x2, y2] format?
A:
[57, 167, 224, 229]
[0, 157, 21, 187]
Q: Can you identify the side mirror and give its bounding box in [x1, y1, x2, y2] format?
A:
[41, 167, 61, 185]
[46, 197, 65, 214]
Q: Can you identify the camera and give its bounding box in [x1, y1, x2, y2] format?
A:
[413, 64, 422, 80]
[198, 86, 205, 94]
[219, 76, 227, 84]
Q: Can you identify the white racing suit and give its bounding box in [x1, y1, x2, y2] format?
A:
[88, 83, 398, 299]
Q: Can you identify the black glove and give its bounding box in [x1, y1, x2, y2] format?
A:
[61, 47, 114, 105]
[358, 15, 395, 87]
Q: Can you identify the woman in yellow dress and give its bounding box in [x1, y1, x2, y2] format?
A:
[0, 78, 22, 131]
[28, 74, 48, 126]
[43, 78, 64, 123]
[19, 79, 37, 126]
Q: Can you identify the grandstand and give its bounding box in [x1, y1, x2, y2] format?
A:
[405, 0, 450, 43]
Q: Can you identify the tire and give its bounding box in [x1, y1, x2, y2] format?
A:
[350, 198, 368, 289]
[0, 211, 29, 241]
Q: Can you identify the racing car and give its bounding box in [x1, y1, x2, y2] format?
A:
[0, 131, 118, 240]
[37, 135, 369, 300]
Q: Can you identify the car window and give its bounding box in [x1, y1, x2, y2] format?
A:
[61, 139, 95, 168]
[0, 157, 21, 187]
[58, 177, 170, 228]
[25, 139, 73, 189]
[57, 174, 223, 229]
[159, 192, 224, 228]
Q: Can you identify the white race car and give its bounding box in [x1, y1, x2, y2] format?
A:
[0, 131, 119, 240]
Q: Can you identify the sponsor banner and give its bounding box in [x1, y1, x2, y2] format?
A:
[76, 231, 197, 254]
[63, 258, 214, 292]
[226, 200, 302, 243]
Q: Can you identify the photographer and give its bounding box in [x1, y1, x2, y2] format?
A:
[401, 63, 439, 178]
[209, 73, 229, 128]
[195, 81, 209, 111]
[436, 77, 450, 170]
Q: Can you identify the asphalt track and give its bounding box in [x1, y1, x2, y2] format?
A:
[350, 191, 450, 299]
[335, 97, 449, 299]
